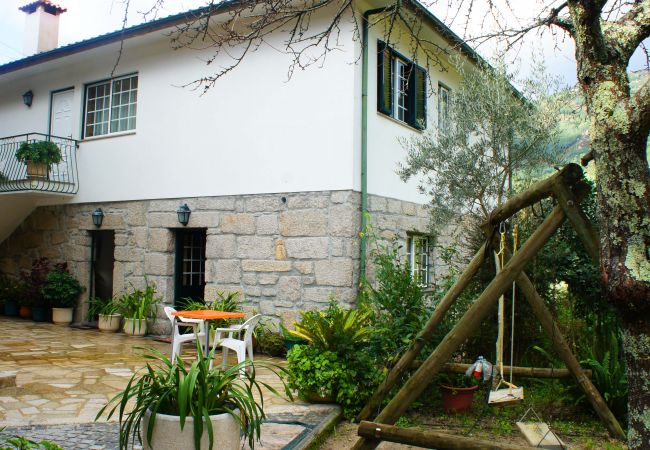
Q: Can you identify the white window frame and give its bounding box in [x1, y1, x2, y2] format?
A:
[394, 58, 409, 122]
[438, 83, 450, 132]
[84, 74, 138, 139]
[407, 234, 432, 287]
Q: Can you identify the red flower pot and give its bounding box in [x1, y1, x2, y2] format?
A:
[440, 384, 479, 414]
[19, 306, 32, 319]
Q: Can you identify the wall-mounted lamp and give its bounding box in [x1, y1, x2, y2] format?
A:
[177, 203, 191, 226]
[22, 90, 33, 108]
[92, 208, 104, 227]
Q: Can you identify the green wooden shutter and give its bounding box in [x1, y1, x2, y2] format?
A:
[412, 65, 427, 129]
[377, 41, 393, 115]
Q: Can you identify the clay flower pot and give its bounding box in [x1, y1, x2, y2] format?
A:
[440, 384, 479, 414]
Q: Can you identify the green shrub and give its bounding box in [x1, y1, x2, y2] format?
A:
[88, 296, 119, 318]
[41, 270, 81, 308]
[286, 344, 382, 419]
[258, 331, 285, 356]
[15, 141, 62, 165]
[285, 300, 381, 419]
[360, 239, 428, 366]
[0, 432, 62, 450]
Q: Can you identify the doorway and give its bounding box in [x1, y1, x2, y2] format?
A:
[50, 88, 74, 138]
[90, 230, 115, 302]
[174, 229, 207, 305]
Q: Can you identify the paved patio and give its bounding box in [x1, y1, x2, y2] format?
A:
[0, 317, 340, 449]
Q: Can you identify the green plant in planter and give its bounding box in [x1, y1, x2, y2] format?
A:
[88, 296, 119, 318]
[96, 345, 291, 450]
[116, 283, 160, 320]
[258, 331, 285, 356]
[41, 270, 82, 308]
[437, 372, 481, 389]
[15, 141, 62, 165]
[285, 301, 381, 419]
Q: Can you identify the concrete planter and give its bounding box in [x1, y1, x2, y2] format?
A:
[142, 409, 240, 450]
[123, 318, 147, 336]
[98, 314, 122, 332]
[52, 307, 73, 325]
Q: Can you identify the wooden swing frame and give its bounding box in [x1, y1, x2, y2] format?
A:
[352, 164, 625, 450]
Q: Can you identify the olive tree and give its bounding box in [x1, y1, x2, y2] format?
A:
[397, 60, 562, 235]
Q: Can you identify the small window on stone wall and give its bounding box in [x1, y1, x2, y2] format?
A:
[406, 234, 432, 287]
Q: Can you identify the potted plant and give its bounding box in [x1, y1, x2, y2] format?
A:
[0, 277, 21, 317]
[285, 301, 382, 419]
[438, 373, 481, 414]
[18, 258, 52, 321]
[42, 268, 82, 325]
[17, 295, 33, 319]
[15, 140, 62, 180]
[117, 282, 160, 336]
[89, 296, 122, 332]
[96, 345, 290, 450]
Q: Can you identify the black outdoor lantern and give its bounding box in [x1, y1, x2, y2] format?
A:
[22, 90, 33, 107]
[92, 208, 104, 227]
[177, 203, 191, 226]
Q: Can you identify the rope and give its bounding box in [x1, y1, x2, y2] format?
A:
[509, 222, 518, 385]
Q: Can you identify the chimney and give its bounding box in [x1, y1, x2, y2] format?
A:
[19, 1, 67, 56]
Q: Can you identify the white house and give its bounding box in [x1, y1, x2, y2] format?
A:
[0, 0, 485, 328]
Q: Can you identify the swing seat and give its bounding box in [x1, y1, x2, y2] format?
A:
[488, 386, 524, 406]
[516, 421, 565, 449]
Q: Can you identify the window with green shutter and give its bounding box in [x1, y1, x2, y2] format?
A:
[377, 41, 427, 130]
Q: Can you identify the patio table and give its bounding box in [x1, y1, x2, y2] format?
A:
[172, 310, 246, 356]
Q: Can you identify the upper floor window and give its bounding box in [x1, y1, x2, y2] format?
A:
[438, 83, 450, 132]
[85, 74, 138, 138]
[407, 234, 432, 287]
[377, 41, 427, 130]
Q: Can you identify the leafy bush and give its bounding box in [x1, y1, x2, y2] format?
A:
[20, 258, 55, 308]
[15, 141, 62, 165]
[285, 301, 381, 419]
[286, 344, 382, 419]
[41, 269, 81, 308]
[360, 239, 428, 366]
[258, 331, 285, 356]
[97, 345, 289, 450]
[0, 430, 62, 450]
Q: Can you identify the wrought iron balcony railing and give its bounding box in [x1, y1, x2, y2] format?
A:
[0, 133, 79, 194]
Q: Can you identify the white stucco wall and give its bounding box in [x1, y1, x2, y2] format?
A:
[0, 9, 358, 204]
[355, 11, 465, 204]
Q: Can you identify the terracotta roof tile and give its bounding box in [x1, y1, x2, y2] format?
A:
[19, 1, 67, 15]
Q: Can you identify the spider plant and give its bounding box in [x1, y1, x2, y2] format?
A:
[96, 344, 291, 450]
[116, 282, 160, 320]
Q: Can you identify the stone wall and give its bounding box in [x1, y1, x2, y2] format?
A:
[0, 190, 432, 331]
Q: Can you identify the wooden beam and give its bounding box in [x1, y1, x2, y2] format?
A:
[358, 421, 538, 450]
[408, 362, 592, 379]
[481, 163, 583, 234]
[352, 200, 572, 450]
[552, 180, 600, 263]
[356, 242, 489, 422]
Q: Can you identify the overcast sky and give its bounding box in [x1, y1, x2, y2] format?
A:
[0, 0, 646, 88]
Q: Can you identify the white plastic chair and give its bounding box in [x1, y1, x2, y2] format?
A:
[209, 314, 261, 374]
[163, 306, 207, 363]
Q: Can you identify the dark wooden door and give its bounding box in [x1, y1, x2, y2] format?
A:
[174, 229, 206, 305]
[91, 230, 115, 301]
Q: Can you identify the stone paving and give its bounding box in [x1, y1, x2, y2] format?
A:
[0, 318, 340, 449]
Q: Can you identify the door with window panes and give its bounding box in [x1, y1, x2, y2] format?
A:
[174, 229, 206, 305]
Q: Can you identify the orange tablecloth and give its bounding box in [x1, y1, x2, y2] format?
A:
[173, 310, 245, 320]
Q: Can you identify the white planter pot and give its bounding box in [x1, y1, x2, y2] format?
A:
[142, 409, 240, 450]
[98, 314, 122, 332]
[51, 307, 73, 325]
[123, 318, 147, 336]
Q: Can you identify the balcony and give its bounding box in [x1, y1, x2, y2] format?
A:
[0, 133, 78, 195]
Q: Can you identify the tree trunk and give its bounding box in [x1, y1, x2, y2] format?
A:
[585, 73, 650, 448]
